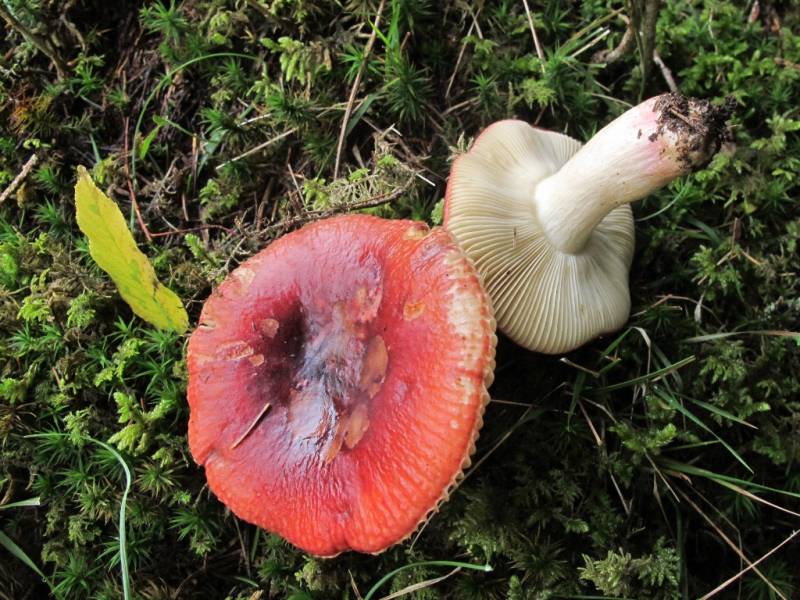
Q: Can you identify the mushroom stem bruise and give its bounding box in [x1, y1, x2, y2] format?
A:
[535, 93, 732, 255]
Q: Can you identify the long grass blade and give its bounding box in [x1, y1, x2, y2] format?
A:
[0, 496, 40, 510]
[684, 397, 757, 429]
[697, 529, 800, 599]
[363, 560, 492, 600]
[89, 438, 132, 600]
[660, 458, 800, 501]
[0, 529, 48, 580]
[684, 330, 800, 343]
[26, 434, 132, 599]
[594, 356, 695, 392]
[653, 387, 752, 473]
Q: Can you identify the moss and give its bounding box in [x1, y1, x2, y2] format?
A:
[0, 0, 798, 598]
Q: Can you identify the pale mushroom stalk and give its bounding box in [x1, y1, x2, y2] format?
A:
[535, 94, 729, 255]
[444, 92, 731, 354]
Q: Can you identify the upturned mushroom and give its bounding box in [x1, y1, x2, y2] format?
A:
[444, 93, 731, 354]
[187, 215, 496, 556]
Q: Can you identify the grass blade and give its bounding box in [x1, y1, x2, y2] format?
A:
[594, 356, 695, 392]
[0, 496, 41, 510]
[363, 560, 492, 600]
[0, 528, 47, 580]
[653, 387, 752, 473]
[26, 434, 132, 599]
[684, 330, 800, 343]
[89, 438, 132, 600]
[684, 397, 757, 429]
[659, 458, 800, 501]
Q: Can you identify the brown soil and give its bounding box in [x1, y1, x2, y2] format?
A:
[651, 92, 735, 169]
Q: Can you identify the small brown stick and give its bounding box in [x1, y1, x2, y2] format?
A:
[148, 224, 235, 238]
[521, 0, 546, 67]
[639, 0, 661, 83]
[123, 117, 152, 242]
[286, 161, 305, 216]
[0, 153, 38, 204]
[216, 128, 297, 171]
[775, 57, 800, 70]
[653, 50, 679, 92]
[593, 14, 635, 64]
[699, 529, 800, 600]
[576, 399, 602, 446]
[231, 403, 272, 449]
[442, 97, 478, 117]
[678, 488, 788, 599]
[559, 357, 600, 377]
[668, 107, 694, 127]
[445, 20, 476, 99]
[333, 0, 386, 180]
[245, 0, 271, 19]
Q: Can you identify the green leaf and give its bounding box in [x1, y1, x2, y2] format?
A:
[137, 125, 161, 161]
[74, 166, 188, 333]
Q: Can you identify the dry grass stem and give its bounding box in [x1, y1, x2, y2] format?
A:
[0, 153, 38, 204]
[333, 0, 386, 180]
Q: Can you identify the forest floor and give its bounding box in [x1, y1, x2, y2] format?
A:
[0, 1, 799, 598]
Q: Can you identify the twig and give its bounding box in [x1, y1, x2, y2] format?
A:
[577, 399, 602, 446]
[216, 128, 296, 171]
[446, 20, 476, 99]
[668, 108, 694, 127]
[333, 0, 386, 180]
[123, 117, 152, 242]
[593, 14, 635, 64]
[245, 0, 271, 19]
[679, 489, 788, 599]
[774, 57, 800, 70]
[638, 0, 662, 83]
[521, 0, 545, 67]
[0, 4, 67, 79]
[559, 357, 600, 377]
[653, 50, 679, 91]
[698, 529, 800, 600]
[0, 153, 38, 204]
[231, 403, 272, 450]
[349, 571, 364, 600]
[148, 224, 235, 238]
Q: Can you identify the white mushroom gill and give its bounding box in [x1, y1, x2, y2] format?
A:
[445, 93, 731, 354]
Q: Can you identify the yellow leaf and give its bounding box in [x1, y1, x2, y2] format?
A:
[74, 166, 189, 333]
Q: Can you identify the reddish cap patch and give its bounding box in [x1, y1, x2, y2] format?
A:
[187, 215, 496, 556]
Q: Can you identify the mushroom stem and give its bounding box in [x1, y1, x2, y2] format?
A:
[534, 93, 731, 255]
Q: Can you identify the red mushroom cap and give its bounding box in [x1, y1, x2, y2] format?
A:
[187, 215, 496, 556]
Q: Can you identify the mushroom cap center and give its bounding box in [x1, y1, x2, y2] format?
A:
[284, 289, 389, 462]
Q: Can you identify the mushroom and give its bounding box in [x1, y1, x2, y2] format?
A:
[187, 214, 496, 556]
[444, 93, 731, 354]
